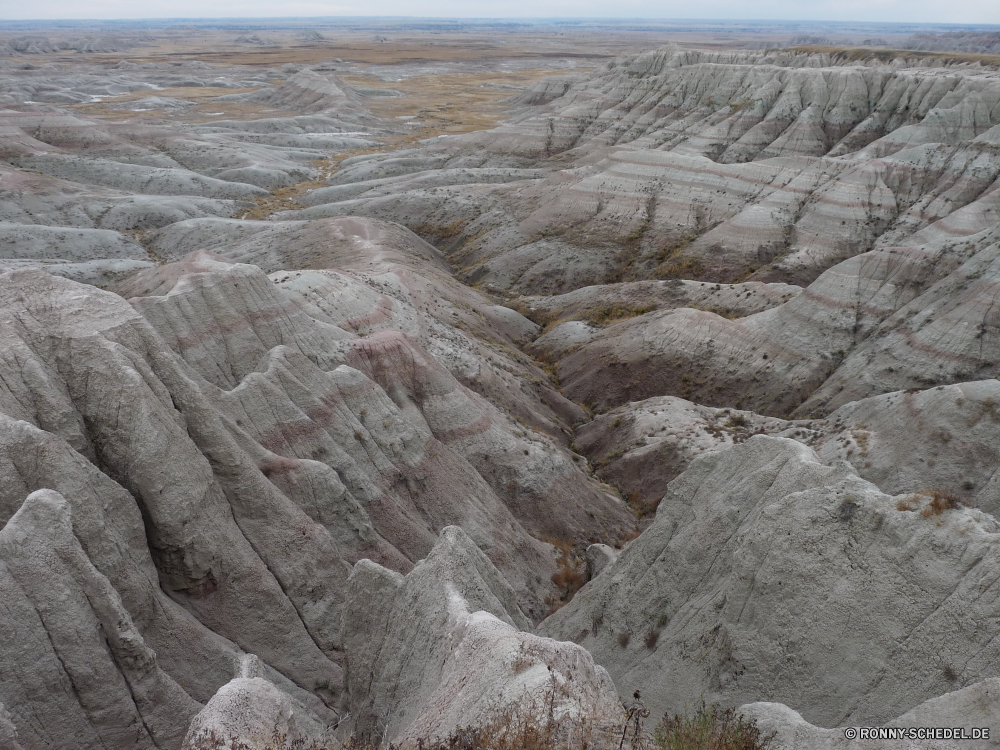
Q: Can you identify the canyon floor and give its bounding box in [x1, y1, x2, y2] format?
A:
[2, 18, 1000, 750]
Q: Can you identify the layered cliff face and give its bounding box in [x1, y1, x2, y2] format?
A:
[0, 233, 631, 747]
[291, 47, 1000, 293]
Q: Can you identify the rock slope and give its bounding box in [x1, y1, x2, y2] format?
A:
[571, 379, 1000, 516]
[4, 38, 1000, 750]
[341, 526, 625, 746]
[743, 677, 1000, 750]
[540, 436, 1000, 727]
[0, 226, 631, 746]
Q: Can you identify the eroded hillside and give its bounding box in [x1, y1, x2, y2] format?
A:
[1, 22, 1000, 750]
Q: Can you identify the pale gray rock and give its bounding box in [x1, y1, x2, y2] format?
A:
[134, 226, 631, 549]
[571, 380, 1000, 514]
[5, 40, 1000, 750]
[516, 219, 1000, 418]
[0, 703, 23, 750]
[0, 163, 245, 230]
[529, 320, 599, 362]
[540, 435, 1000, 727]
[216, 69, 370, 117]
[341, 526, 625, 746]
[297, 46, 1000, 303]
[183, 656, 330, 750]
[14, 154, 269, 199]
[742, 678, 1000, 750]
[0, 412, 262, 723]
[115, 251, 628, 611]
[0, 221, 147, 260]
[517, 279, 801, 329]
[585, 543, 617, 580]
[0, 268, 348, 741]
[0, 488, 200, 749]
[17, 257, 155, 288]
[299, 167, 546, 207]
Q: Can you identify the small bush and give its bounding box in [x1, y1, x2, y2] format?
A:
[644, 628, 660, 650]
[618, 631, 631, 648]
[345, 693, 625, 750]
[584, 303, 655, 326]
[920, 489, 963, 518]
[654, 699, 775, 750]
[549, 541, 586, 603]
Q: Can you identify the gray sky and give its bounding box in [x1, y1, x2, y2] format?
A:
[1, 0, 998, 24]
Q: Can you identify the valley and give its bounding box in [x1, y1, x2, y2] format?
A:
[1, 18, 1000, 750]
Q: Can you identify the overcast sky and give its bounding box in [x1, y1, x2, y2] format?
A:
[2, 0, 999, 24]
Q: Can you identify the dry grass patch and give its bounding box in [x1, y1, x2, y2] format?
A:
[654, 700, 775, 750]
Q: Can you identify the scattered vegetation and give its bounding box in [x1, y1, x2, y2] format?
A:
[545, 539, 587, 613]
[511, 642, 539, 674]
[897, 489, 965, 517]
[644, 627, 660, 650]
[584, 303, 656, 326]
[605, 246, 641, 284]
[654, 700, 776, 750]
[189, 695, 777, 750]
[413, 218, 467, 243]
[655, 256, 706, 280]
[921, 489, 963, 518]
[654, 233, 697, 266]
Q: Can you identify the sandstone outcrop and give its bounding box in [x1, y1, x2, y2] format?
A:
[570, 379, 1000, 514]
[143, 216, 591, 439]
[216, 68, 370, 117]
[518, 279, 800, 331]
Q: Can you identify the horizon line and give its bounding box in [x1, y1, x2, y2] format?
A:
[2, 16, 1000, 27]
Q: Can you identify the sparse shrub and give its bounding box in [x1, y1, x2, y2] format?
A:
[654, 699, 775, 750]
[644, 628, 660, 650]
[511, 643, 536, 674]
[592, 611, 604, 633]
[619, 527, 642, 546]
[921, 489, 963, 518]
[837, 497, 858, 522]
[343, 690, 629, 750]
[584, 303, 655, 326]
[193, 687, 659, 750]
[545, 539, 586, 614]
[618, 631, 631, 648]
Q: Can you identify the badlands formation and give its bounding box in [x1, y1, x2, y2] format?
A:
[2, 20, 1000, 750]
